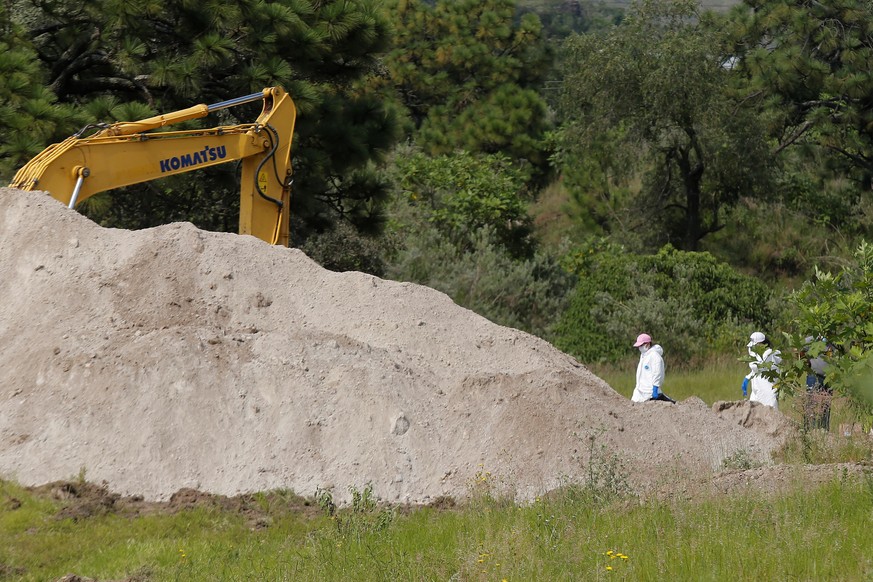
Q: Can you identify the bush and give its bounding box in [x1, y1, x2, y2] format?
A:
[382, 147, 574, 339]
[301, 220, 390, 276]
[386, 223, 574, 340]
[776, 241, 873, 423]
[554, 242, 775, 366]
[391, 149, 535, 257]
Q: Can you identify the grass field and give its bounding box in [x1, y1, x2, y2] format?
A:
[2, 473, 872, 581]
[593, 356, 867, 442]
[593, 356, 745, 404]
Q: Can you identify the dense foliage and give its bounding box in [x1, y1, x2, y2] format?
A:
[555, 243, 775, 365]
[383, 148, 573, 338]
[557, 0, 773, 252]
[711, 0, 873, 278]
[731, 0, 873, 180]
[382, 0, 553, 172]
[777, 242, 873, 419]
[392, 150, 533, 253]
[0, 4, 80, 177]
[7, 0, 400, 241]
[518, 0, 624, 38]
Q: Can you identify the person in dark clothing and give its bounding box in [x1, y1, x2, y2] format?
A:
[802, 336, 833, 431]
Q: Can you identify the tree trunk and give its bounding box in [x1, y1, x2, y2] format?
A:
[684, 183, 701, 251]
[677, 143, 704, 251]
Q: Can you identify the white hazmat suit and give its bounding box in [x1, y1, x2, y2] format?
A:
[745, 343, 781, 409]
[632, 344, 665, 403]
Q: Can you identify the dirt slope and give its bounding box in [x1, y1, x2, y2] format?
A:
[0, 189, 784, 503]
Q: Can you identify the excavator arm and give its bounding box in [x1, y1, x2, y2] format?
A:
[9, 87, 297, 246]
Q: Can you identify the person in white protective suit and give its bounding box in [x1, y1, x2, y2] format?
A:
[742, 331, 781, 408]
[631, 333, 673, 403]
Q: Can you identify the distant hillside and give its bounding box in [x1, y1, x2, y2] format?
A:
[591, 0, 742, 9]
[516, 0, 745, 40]
[519, 0, 742, 16]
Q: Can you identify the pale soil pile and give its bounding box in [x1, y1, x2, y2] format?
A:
[712, 400, 794, 441]
[710, 462, 871, 497]
[0, 188, 787, 503]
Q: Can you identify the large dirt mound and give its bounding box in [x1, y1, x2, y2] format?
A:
[712, 400, 795, 443]
[0, 189, 784, 503]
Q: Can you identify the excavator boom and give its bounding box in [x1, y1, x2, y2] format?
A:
[10, 87, 297, 246]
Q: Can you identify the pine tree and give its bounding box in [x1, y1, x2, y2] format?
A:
[12, 0, 400, 241]
[0, 4, 80, 180]
[382, 0, 553, 170]
[731, 0, 873, 178]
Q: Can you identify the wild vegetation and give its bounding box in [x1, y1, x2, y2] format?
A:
[3, 1, 873, 577]
[2, 451, 872, 580]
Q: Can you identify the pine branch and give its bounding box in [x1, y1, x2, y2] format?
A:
[825, 144, 873, 173]
[773, 119, 813, 155]
[51, 47, 112, 98]
[64, 76, 142, 96]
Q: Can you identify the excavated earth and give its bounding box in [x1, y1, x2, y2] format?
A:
[0, 188, 796, 504]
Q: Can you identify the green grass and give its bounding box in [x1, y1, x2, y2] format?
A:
[2, 475, 873, 581]
[593, 356, 747, 404]
[594, 357, 868, 438]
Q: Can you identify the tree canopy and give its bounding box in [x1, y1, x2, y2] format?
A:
[382, 0, 553, 171]
[8, 0, 400, 241]
[557, 0, 773, 251]
[731, 0, 873, 182]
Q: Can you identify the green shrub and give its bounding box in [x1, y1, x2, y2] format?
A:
[554, 242, 776, 366]
[383, 147, 574, 339]
[392, 149, 535, 257]
[387, 223, 574, 340]
[301, 220, 390, 276]
[776, 241, 873, 423]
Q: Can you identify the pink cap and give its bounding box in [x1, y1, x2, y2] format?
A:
[633, 333, 652, 347]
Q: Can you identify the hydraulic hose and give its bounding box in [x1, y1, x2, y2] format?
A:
[253, 123, 285, 209]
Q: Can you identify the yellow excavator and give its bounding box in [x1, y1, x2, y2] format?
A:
[9, 87, 297, 246]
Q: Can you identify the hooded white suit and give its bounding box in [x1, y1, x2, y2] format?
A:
[746, 346, 781, 408]
[632, 344, 665, 403]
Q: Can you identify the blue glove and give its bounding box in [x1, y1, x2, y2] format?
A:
[741, 377, 749, 397]
[652, 385, 660, 399]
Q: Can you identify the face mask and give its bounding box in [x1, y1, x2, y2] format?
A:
[639, 345, 649, 355]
